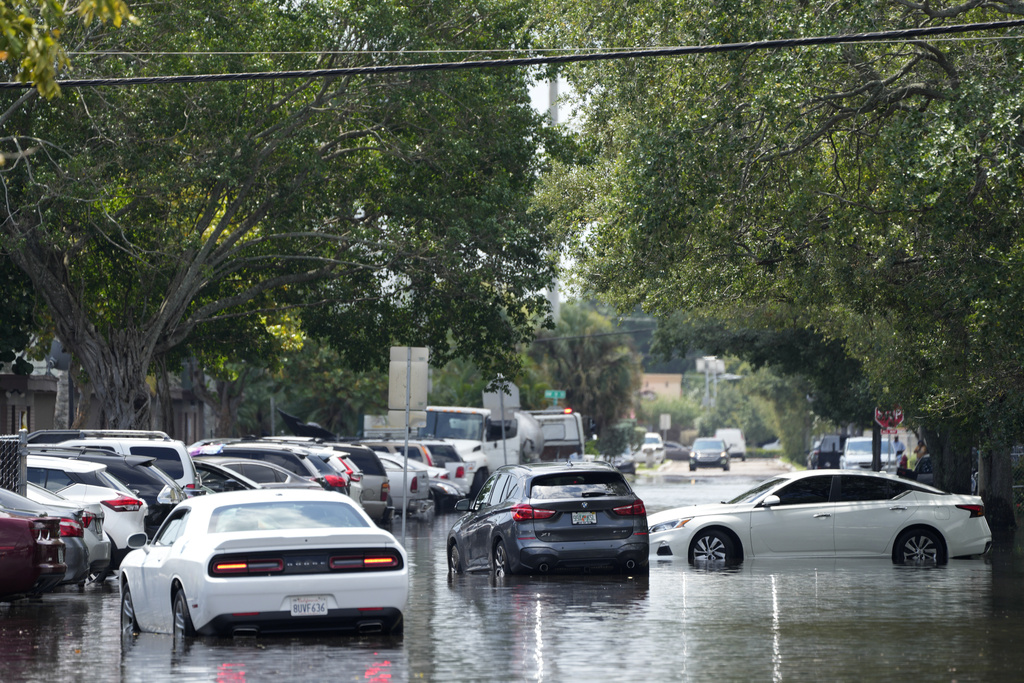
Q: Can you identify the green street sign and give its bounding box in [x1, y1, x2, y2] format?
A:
[544, 389, 566, 399]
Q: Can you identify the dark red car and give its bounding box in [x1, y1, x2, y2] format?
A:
[0, 511, 66, 600]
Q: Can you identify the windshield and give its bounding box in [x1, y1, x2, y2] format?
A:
[727, 477, 784, 505]
[423, 411, 485, 440]
[693, 438, 725, 451]
[644, 436, 661, 445]
[209, 500, 369, 533]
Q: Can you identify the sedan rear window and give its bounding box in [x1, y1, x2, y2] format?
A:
[529, 472, 631, 500]
[209, 501, 369, 533]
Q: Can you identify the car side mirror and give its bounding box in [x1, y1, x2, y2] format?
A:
[156, 485, 175, 505]
[762, 495, 781, 507]
[455, 498, 471, 512]
[127, 532, 149, 549]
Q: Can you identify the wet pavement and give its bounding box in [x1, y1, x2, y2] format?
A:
[3, 473, 1024, 682]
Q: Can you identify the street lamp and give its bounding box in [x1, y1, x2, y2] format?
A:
[695, 356, 725, 408]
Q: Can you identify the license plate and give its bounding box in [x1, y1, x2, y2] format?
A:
[571, 511, 597, 525]
[290, 595, 329, 617]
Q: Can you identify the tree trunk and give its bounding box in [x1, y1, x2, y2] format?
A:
[922, 426, 974, 495]
[983, 444, 1017, 530]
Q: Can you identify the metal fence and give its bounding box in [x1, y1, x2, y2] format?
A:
[0, 431, 27, 496]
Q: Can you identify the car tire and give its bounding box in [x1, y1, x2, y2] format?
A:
[491, 539, 512, 577]
[448, 542, 464, 574]
[172, 587, 197, 638]
[689, 528, 738, 565]
[388, 615, 404, 637]
[894, 527, 946, 565]
[722, 463, 730, 471]
[120, 583, 139, 634]
[689, 465, 696, 472]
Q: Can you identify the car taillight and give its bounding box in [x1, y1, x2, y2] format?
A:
[350, 472, 362, 482]
[380, 480, 390, 502]
[80, 511, 97, 529]
[184, 483, 196, 489]
[613, 500, 647, 516]
[330, 551, 402, 571]
[324, 474, 348, 488]
[102, 496, 143, 512]
[59, 518, 84, 538]
[956, 504, 985, 518]
[456, 466, 465, 478]
[410, 477, 418, 492]
[512, 504, 557, 521]
[211, 558, 285, 575]
[439, 472, 449, 479]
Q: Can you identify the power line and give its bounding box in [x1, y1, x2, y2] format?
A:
[3, 19, 1023, 90]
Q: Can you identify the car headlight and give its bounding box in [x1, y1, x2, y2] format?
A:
[650, 518, 692, 534]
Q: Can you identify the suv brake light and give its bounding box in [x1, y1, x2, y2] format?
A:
[59, 517, 84, 537]
[456, 466, 465, 478]
[512, 504, 556, 521]
[380, 480, 390, 501]
[102, 496, 143, 512]
[613, 500, 647, 516]
[323, 474, 348, 489]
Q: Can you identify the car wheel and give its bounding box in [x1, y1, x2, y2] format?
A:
[689, 528, 738, 565]
[120, 583, 139, 634]
[689, 465, 696, 472]
[894, 528, 946, 565]
[172, 587, 197, 638]
[491, 539, 512, 577]
[722, 463, 730, 471]
[448, 542, 463, 574]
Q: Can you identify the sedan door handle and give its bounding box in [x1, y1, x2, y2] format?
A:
[813, 513, 832, 518]
[889, 505, 908, 511]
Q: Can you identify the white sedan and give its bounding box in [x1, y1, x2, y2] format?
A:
[119, 489, 408, 638]
[649, 470, 991, 565]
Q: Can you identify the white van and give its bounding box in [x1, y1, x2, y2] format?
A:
[714, 428, 746, 462]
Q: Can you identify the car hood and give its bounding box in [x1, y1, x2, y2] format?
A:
[648, 501, 747, 525]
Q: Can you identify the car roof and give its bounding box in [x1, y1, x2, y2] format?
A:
[26, 454, 107, 473]
[498, 461, 621, 477]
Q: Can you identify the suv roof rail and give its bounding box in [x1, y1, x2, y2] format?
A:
[28, 429, 172, 443]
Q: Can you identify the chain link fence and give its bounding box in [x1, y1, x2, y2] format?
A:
[0, 431, 27, 496]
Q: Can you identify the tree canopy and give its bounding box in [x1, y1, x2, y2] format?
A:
[534, 1, 1024, 507]
[1, 0, 555, 428]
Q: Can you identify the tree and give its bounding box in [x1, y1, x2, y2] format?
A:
[0, 0, 133, 99]
[530, 303, 642, 436]
[535, 2, 1024, 522]
[1, 0, 554, 429]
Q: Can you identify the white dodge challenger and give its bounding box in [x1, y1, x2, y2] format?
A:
[119, 488, 408, 637]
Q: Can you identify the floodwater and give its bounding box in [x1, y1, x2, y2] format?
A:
[3, 475, 1024, 682]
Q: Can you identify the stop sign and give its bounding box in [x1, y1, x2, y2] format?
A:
[874, 407, 904, 429]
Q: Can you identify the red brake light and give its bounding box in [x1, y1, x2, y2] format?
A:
[512, 504, 556, 521]
[613, 500, 647, 516]
[102, 496, 143, 512]
[410, 477, 418, 492]
[59, 518, 84, 538]
[956, 504, 985, 518]
[380, 480, 390, 501]
[80, 511, 97, 529]
[456, 466, 465, 478]
[440, 472, 449, 479]
[323, 474, 348, 488]
[212, 558, 284, 575]
[184, 483, 196, 489]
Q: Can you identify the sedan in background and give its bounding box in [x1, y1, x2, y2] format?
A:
[689, 437, 730, 471]
[25, 484, 111, 582]
[119, 489, 408, 637]
[447, 462, 648, 576]
[194, 457, 324, 493]
[0, 511, 65, 600]
[648, 470, 991, 566]
[0, 487, 90, 587]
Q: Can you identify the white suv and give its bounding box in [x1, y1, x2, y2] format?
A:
[28, 430, 201, 494]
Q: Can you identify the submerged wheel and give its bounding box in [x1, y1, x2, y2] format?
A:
[491, 539, 512, 577]
[172, 587, 196, 638]
[448, 542, 463, 574]
[120, 584, 139, 634]
[895, 528, 946, 565]
[689, 529, 738, 565]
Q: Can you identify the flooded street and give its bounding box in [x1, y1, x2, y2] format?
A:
[3, 474, 1024, 682]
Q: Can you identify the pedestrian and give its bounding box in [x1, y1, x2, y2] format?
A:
[894, 436, 907, 469]
[913, 439, 927, 468]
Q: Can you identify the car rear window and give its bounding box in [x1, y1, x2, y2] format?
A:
[424, 444, 463, 465]
[343, 450, 386, 476]
[129, 445, 185, 478]
[530, 472, 631, 500]
[209, 500, 369, 533]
